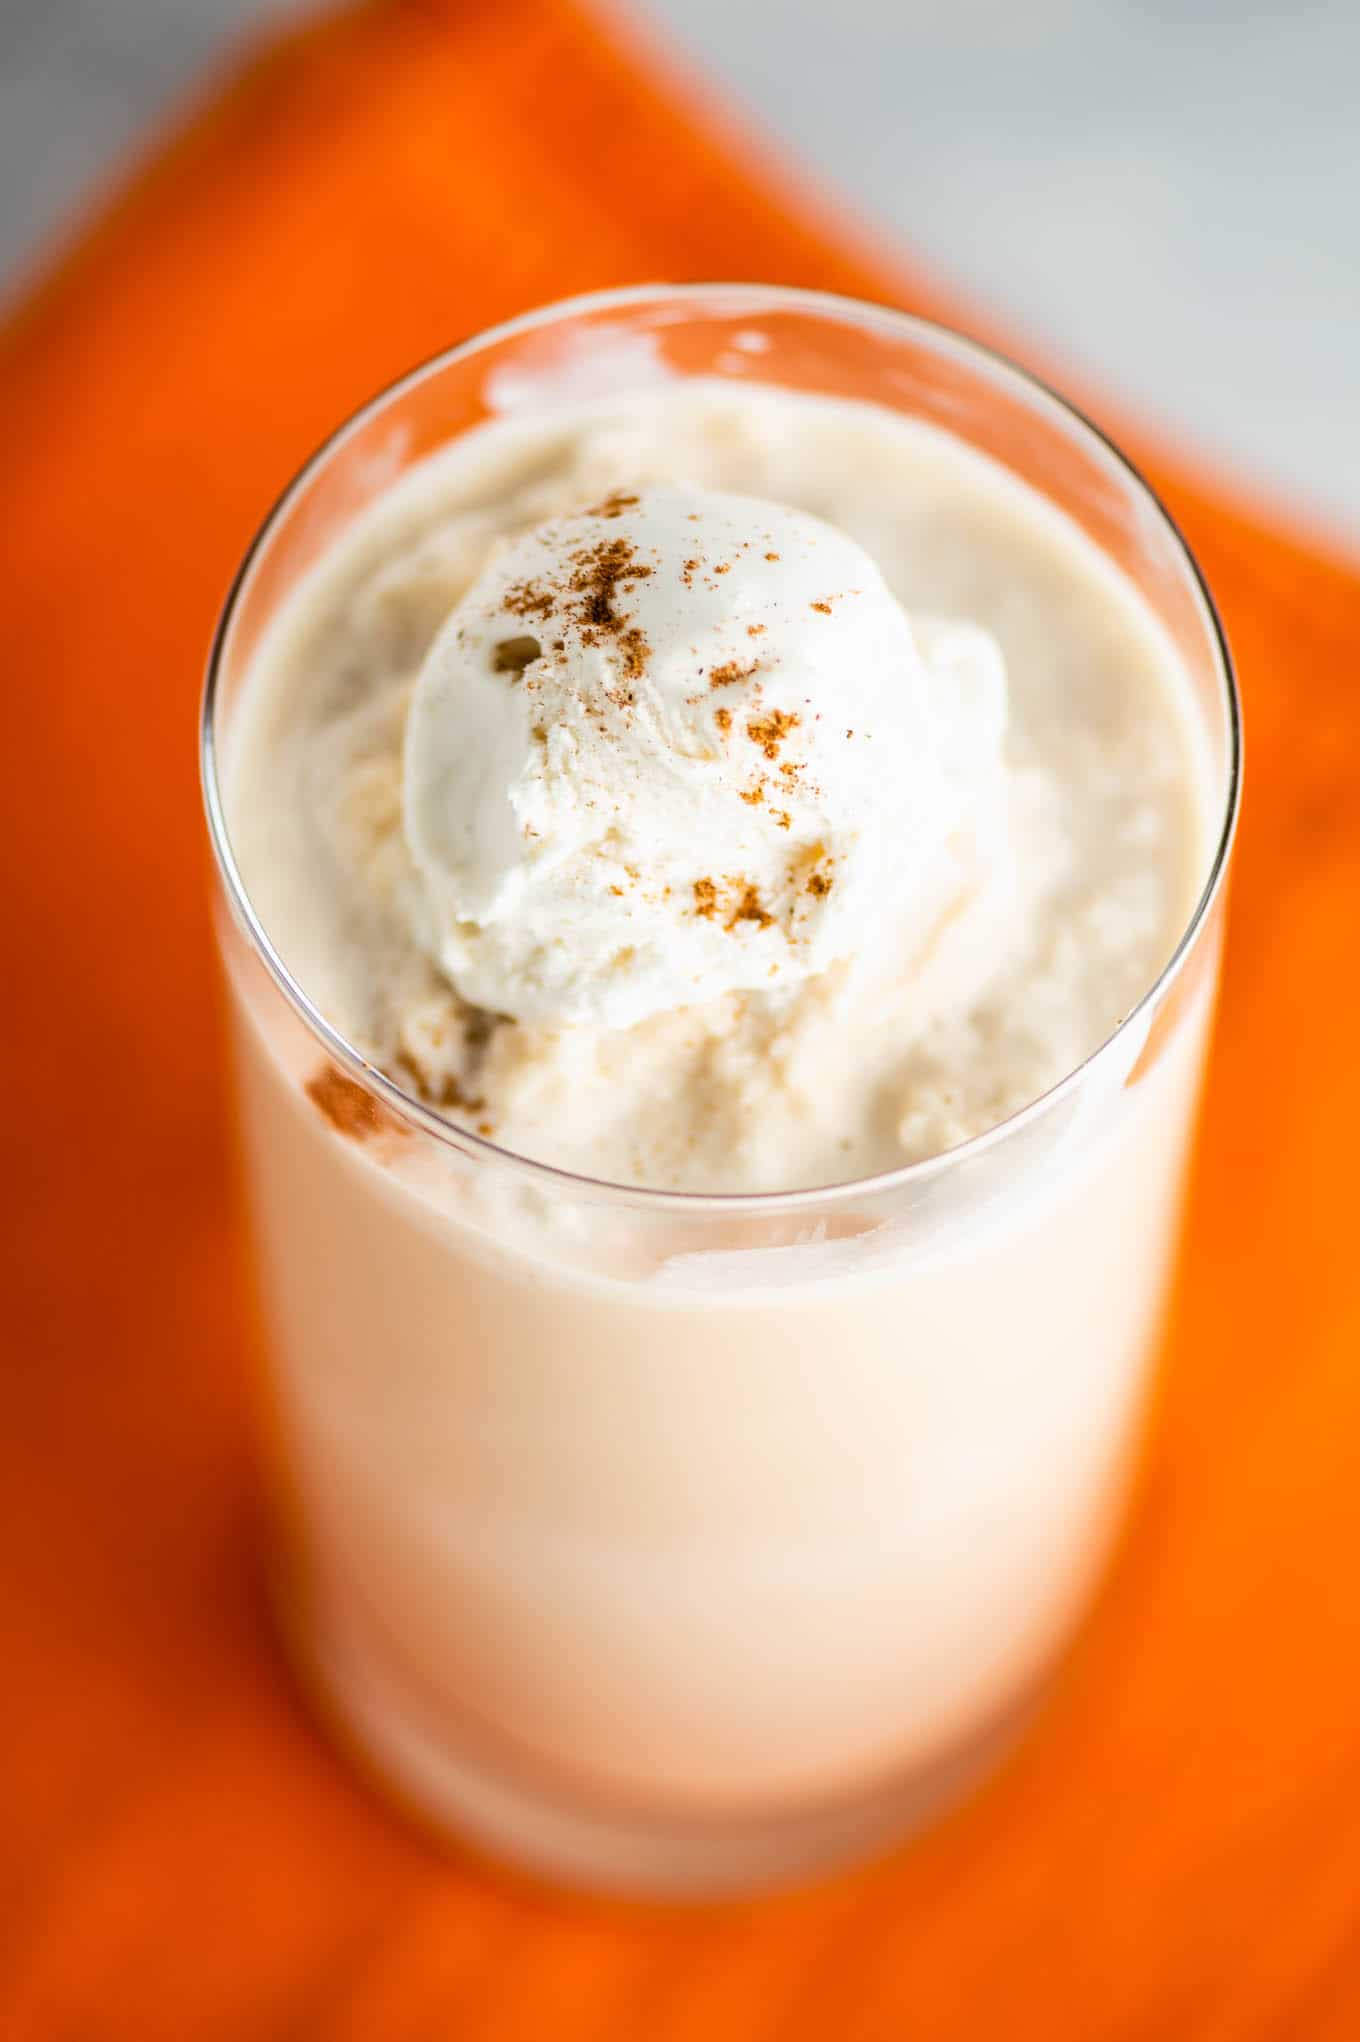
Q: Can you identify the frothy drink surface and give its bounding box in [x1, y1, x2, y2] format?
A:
[229, 383, 1211, 1194]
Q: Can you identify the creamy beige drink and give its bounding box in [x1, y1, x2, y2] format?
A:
[205, 291, 1236, 1892]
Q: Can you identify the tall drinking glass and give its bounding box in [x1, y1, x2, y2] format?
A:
[201, 285, 1240, 1895]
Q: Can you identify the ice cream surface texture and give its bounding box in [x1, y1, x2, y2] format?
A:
[229, 381, 1209, 1192]
[402, 484, 1006, 1029]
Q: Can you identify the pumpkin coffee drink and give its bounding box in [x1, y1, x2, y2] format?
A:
[204, 289, 1237, 1893]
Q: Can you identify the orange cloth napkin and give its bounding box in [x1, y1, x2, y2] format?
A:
[3, 3, 1360, 2035]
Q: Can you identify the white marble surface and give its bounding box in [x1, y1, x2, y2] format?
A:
[3, 0, 1357, 542]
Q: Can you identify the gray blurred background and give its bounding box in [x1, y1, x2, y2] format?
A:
[3, 0, 1357, 541]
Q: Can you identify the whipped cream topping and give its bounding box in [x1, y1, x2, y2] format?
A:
[403, 485, 1009, 1028]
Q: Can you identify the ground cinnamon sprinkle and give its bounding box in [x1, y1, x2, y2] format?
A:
[588, 491, 640, 519]
[739, 785, 764, 805]
[617, 626, 648, 682]
[747, 708, 800, 759]
[306, 1066, 391, 1142]
[727, 883, 773, 931]
[692, 875, 774, 931]
[789, 839, 836, 899]
[714, 706, 732, 732]
[747, 623, 766, 636]
[570, 535, 651, 628]
[765, 551, 780, 561]
[709, 658, 758, 690]
[502, 578, 555, 621]
[503, 527, 654, 684]
[810, 600, 832, 615]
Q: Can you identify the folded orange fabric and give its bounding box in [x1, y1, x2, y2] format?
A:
[3, 3, 1360, 2035]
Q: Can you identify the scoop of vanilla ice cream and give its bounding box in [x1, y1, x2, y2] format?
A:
[402, 483, 1008, 1027]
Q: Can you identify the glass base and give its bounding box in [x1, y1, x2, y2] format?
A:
[274, 1566, 1044, 1899]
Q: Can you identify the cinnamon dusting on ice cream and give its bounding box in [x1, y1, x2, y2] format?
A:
[709, 659, 759, 690]
[504, 532, 654, 684]
[747, 709, 800, 759]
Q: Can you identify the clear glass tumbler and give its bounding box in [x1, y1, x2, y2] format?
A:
[201, 285, 1240, 1895]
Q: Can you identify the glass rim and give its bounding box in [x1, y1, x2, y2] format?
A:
[200, 280, 1242, 1216]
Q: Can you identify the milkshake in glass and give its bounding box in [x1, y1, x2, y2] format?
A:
[202, 287, 1239, 1893]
